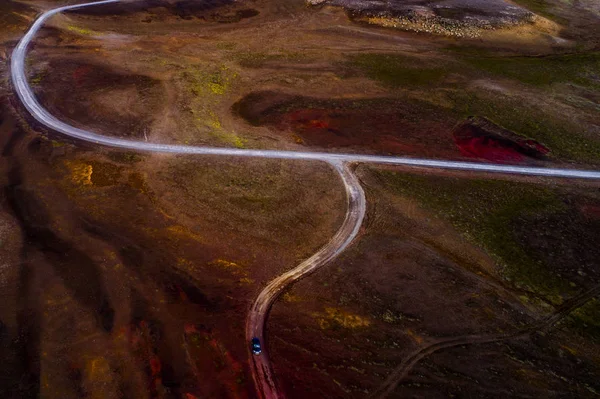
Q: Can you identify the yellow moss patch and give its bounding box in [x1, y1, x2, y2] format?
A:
[84, 356, 115, 397]
[479, 15, 561, 43]
[231, 135, 246, 148]
[283, 292, 303, 302]
[66, 25, 97, 36]
[405, 328, 424, 344]
[186, 64, 237, 98]
[314, 307, 371, 329]
[205, 111, 246, 149]
[291, 134, 304, 144]
[211, 258, 254, 283]
[64, 160, 93, 186]
[208, 82, 226, 95]
[208, 115, 222, 129]
[167, 225, 203, 243]
[211, 259, 241, 269]
[560, 345, 578, 355]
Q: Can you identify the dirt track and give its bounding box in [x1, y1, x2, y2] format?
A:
[371, 283, 600, 398]
[246, 161, 366, 398]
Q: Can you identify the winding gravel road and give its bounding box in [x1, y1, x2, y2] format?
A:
[246, 161, 366, 399]
[10, 0, 600, 180]
[9, 1, 600, 399]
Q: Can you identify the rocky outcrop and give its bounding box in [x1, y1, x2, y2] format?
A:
[310, 0, 535, 37]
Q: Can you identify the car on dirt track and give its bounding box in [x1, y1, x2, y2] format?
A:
[251, 337, 262, 355]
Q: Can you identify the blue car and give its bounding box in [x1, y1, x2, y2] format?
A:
[251, 337, 262, 355]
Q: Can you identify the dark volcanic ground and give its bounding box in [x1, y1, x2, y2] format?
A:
[311, 0, 533, 26]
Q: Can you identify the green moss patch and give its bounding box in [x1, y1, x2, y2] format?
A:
[566, 299, 600, 341]
[373, 171, 579, 302]
[233, 51, 305, 68]
[447, 90, 600, 163]
[460, 52, 600, 89]
[345, 53, 451, 88]
[107, 151, 144, 164]
[509, 0, 567, 24]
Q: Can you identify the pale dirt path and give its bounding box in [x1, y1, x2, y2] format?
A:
[246, 161, 366, 399]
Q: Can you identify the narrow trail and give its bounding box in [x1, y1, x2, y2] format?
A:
[8, 2, 600, 399]
[371, 284, 600, 398]
[246, 161, 366, 399]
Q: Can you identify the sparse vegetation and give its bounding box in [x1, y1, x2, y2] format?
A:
[447, 90, 600, 163]
[372, 171, 578, 302]
[107, 152, 144, 164]
[509, 0, 567, 24]
[233, 50, 305, 68]
[346, 53, 450, 87]
[180, 65, 248, 147]
[184, 65, 237, 97]
[66, 25, 97, 36]
[313, 307, 371, 330]
[29, 71, 45, 86]
[567, 299, 600, 341]
[460, 52, 600, 89]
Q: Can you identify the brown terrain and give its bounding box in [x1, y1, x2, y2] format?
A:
[1, 0, 600, 397]
[269, 167, 600, 397]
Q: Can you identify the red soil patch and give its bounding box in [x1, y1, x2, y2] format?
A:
[580, 204, 600, 219]
[279, 108, 419, 154]
[129, 320, 165, 396]
[456, 134, 528, 162]
[73, 65, 93, 86]
[183, 324, 248, 399]
[453, 116, 550, 164]
[234, 91, 459, 157]
[234, 92, 551, 163]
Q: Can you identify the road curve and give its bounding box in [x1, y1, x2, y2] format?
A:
[246, 161, 366, 399]
[10, 0, 600, 180]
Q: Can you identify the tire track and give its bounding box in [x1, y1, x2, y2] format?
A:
[371, 284, 600, 398]
[246, 161, 366, 399]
